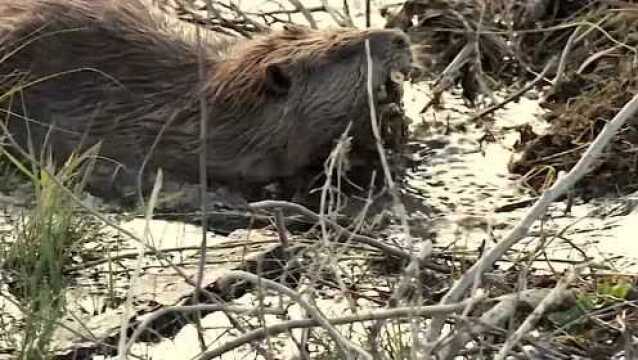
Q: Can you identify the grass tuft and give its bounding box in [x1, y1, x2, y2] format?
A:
[1, 145, 102, 360]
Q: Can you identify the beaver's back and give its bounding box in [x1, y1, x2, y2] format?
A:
[0, 0, 231, 196]
[0, 1, 216, 141]
[0, 0, 226, 95]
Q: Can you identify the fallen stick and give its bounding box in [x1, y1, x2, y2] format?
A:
[249, 200, 449, 273]
[122, 304, 286, 355]
[423, 92, 638, 353]
[495, 268, 580, 360]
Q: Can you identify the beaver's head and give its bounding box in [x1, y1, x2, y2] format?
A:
[208, 25, 416, 183]
[212, 25, 415, 110]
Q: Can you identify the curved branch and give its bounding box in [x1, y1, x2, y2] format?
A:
[249, 200, 449, 273]
[123, 304, 285, 354]
[200, 293, 486, 359]
[208, 271, 373, 360]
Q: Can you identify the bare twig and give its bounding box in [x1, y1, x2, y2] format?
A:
[65, 240, 279, 273]
[342, 0, 354, 27]
[370, 242, 433, 357]
[225, 2, 268, 33]
[366, 35, 434, 359]
[274, 209, 290, 248]
[117, 171, 163, 358]
[192, 23, 210, 352]
[577, 44, 621, 74]
[551, 26, 581, 91]
[319, 0, 352, 27]
[420, 42, 476, 113]
[439, 288, 575, 359]
[364, 39, 411, 236]
[249, 6, 326, 17]
[178, 0, 255, 37]
[287, 0, 318, 29]
[469, 56, 557, 122]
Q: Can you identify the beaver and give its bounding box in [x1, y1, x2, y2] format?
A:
[0, 0, 414, 211]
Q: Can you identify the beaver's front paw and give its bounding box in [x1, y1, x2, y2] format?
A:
[201, 186, 249, 212]
[156, 183, 248, 213]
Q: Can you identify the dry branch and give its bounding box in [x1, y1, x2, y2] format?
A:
[122, 304, 286, 355]
[287, 0, 318, 29]
[421, 42, 475, 113]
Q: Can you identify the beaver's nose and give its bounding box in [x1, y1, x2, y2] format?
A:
[396, 55, 418, 75]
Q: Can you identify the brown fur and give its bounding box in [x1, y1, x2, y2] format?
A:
[213, 26, 391, 106]
[0, 0, 414, 206]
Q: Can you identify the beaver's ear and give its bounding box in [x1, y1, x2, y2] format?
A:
[264, 64, 292, 96]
